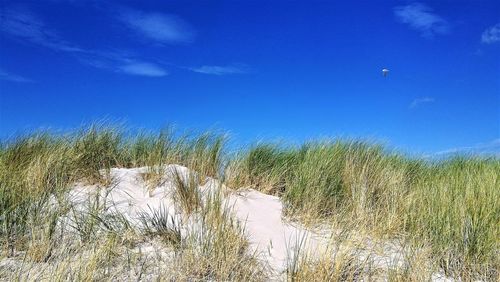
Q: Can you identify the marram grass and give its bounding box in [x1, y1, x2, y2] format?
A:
[0, 123, 498, 280]
[228, 141, 499, 280]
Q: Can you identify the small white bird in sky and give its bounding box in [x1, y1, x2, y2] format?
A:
[382, 68, 389, 77]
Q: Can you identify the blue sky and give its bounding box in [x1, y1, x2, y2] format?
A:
[0, 0, 499, 155]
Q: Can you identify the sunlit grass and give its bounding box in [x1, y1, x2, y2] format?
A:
[0, 123, 498, 280]
[230, 141, 499, 280]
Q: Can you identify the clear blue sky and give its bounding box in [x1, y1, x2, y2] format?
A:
[1, 0, 499, 155]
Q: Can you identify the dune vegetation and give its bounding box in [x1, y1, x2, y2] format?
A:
[0, 123, 498, 281]
[227, 142, 499, 280]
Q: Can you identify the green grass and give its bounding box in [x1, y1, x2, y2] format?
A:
[0, 123, 258, 281]
[172, 168, 203, 216]
[404, 158, 500, 278]
[0, 123, 225, 255]
[229, 141, 499, 280]
[0, 123, 498, 280]
[138, 204, 182, 248]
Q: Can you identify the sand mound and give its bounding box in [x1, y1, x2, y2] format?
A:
[67, 165, 409, 277]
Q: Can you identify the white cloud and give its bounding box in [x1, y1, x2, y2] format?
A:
[394, 3, 450, 37]
[190, 65, 246, 75]
[0, 68, 33, 83]
[433, 139, 500, 157]
[410, 97, 435, 108]
[481, 23, 500, 44]
[0, 7, 169, 78]
[79, 54, 170, 77]
[118, 10, 194, 44]
[0, 6, 83, 52]
[119, 62, 168, 77]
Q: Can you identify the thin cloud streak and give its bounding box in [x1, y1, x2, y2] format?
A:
[410, 97, 435, 108]
[394, 2, 450, 37]
[118, 9, 194, 44]
[190, 65, 246, 75]
[0, 68, 34, 83]
[77, 49, 168, 77]
[119, 62, 168, 77]
[481, 23, 500, 44]
[1, 5, 233, 78]
[0, 6, 83, 52]
[432, 139, 500, 157]
[0, 6, 169, 77]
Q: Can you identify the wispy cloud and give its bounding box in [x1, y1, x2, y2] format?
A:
[118, 9, 194, 44]
[77, 52, 169, 77]
[189, 65, 246, 75]
[1, 5, 227, 78]
[410, 97, 435, 108]
[0, 6, 168, 77]
[394, 3, 450, 37]
[432, 139, 500, 157]
[76, 49, 168, 77]
[0, 6, 83, 52]
[119, 62, 168, 77]
[481, 23, 500, 44]
[0, 68, 34, 83]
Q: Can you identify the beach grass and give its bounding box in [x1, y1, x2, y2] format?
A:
[0, 123, 498, 280]
[229, 141, 499, 280]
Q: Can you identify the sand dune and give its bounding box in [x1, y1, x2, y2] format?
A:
[67, 165, 409, 277]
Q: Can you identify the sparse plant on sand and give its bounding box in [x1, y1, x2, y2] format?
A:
[172, 168, 203, 216]
[139, 204, 182, 248]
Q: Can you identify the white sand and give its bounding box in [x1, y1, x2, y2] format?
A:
[229, 189, 329, 273]
[68, 165, 407, 276]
